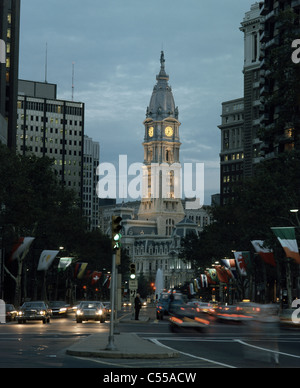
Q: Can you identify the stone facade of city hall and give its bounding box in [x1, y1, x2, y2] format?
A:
[98, 52, 213, 290]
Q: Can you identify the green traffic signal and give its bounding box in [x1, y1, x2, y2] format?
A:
[111, 215, 122, 250]
[130, 263, 136, 279]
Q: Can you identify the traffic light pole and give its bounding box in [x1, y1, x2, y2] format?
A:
[106, 252, 117, 351]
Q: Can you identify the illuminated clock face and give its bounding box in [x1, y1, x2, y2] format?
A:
[148, 127, 154, 137]
[165, 126, 173, 137]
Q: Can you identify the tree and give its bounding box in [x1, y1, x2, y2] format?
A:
[182, 151, 300, 304]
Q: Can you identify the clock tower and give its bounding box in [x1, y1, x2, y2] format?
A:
[138, 52, 184, 235]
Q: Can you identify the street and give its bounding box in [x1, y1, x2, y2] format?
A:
[1, 307, 300, 369]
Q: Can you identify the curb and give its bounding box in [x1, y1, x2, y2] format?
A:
[66, 333, 179, 359]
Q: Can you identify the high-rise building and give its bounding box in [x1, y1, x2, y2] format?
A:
[240, 2, 264, 176]
[83, 135, 100, 230]
[0, 0, 21, 149]
[260, 0, 300, 157]
[219, 2, 264, 205]
[16, 79, 85, 204]
[218, 98, 245, 205]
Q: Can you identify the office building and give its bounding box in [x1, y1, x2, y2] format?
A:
[0, 0, 20, 149]
[83, 135, 100, 230]
[218, 98, 245, 205]
[16, 79, 85, 204]
[260, 0, 300, 156]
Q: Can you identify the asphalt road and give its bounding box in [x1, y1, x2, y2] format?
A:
[1, 308, 300, 370]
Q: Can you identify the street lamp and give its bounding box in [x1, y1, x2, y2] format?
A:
[290, 209, 299, 227]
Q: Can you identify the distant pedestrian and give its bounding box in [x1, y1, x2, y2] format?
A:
[134, 293, 142, 320]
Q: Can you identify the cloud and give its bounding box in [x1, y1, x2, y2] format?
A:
[19, 0, 257, 204]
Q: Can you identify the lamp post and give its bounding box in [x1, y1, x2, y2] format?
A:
[290, 209, 300, 227]
[290, 209, 300, 300]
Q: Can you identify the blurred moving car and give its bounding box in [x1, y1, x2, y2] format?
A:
[6, 304, 17, 322]
[156, 292, 186, 320]
[17, 301, 51, 324]
[215, 304, 254, 323]
[187, 300, 216, 315]
[76, 301, 106, 323]
[49, 301, 70, 317]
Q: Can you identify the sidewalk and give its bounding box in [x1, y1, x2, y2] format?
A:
[66, 307, 179, 359]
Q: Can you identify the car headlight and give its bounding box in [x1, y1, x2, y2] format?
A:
[39, 310, 46, 315]
[96, 309, 103, 315]
[59, 308, 67, 313]
[18, 311, 24, 316]
[76, 309, 83, 315]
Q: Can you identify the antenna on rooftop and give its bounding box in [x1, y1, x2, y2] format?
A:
[45, 42, 48, 83]
[72, 62, 75, 101]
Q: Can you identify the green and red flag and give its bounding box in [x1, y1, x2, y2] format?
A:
[251, 240, 276, 267]
[271, 227, 300, 264]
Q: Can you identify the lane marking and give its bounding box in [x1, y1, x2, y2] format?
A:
[149, 338, 236, 368]
[234, 339, 300, 359]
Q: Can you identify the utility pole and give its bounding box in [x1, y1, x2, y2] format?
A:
[106, 252, 117, 350]
[106, 215, 122, 351]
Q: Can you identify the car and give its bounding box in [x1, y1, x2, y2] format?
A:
[215, 304, 255, 323]
[156, 292, 186, 320]
[49, 301, 69, 317]
[17, 301, 51, 324]
[76, 301, 106, 323]
[187, 300, 216, 315]
[6, 304, 17, 322]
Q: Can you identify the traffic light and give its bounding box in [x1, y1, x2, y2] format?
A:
[111, 215, 122, 250]
[130, 263, 136, 279]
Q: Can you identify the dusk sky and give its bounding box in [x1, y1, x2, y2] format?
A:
[18, 0, 257, 204]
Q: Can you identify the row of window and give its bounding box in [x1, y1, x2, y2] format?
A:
[221, 153, 244, 162]
[17, 134, 82, 146]
[18, 100, 83, 116]
[18, 145, 82, 156]
[222, 174, 243, 184]
[18, 116, 83, 129]
[18, 124, 82, 137]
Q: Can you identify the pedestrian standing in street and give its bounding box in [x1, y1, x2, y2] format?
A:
[134, 293, 142, 320]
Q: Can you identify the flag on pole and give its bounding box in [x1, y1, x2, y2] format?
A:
[234, 251, 250, 276]
[74, 262, 88, 279]
[91, 271, 102, 285]
[251, 240, 276, 267]
[200, 274, 208, 288]
[58, 257, 73, 271]
[37, 250, 59, 271]
[215, 265, 231, 283]
[221, 258, 238, 279]
[271, 227, 300, 264]
[205, 269, 218, 284]
[9, 237, 35, 262]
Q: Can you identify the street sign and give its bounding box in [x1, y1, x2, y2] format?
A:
[129, 279, 138, 290]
